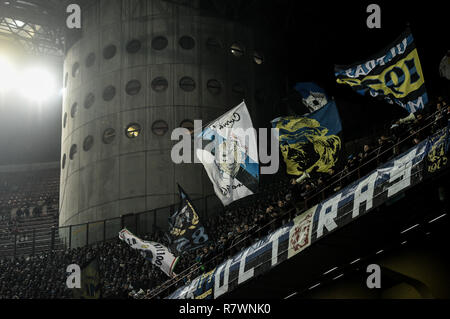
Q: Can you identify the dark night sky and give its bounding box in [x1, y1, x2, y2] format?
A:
[275, 0, 448, 141]
[0, 0, 447, 165]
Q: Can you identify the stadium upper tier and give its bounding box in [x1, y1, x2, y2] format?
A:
[0, 103, 448, 298]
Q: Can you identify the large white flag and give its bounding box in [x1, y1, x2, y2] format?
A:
[195, 101, 259, 206]
[119, 229, 179, 278]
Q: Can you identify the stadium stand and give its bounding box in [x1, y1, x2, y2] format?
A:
[0, 96, 448, 299]
[0, 168, 61, 258]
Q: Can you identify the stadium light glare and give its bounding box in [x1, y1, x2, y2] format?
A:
[15, 20, 26, 28]
[0, 55, 17, 92]
[19, 67, 57, 101]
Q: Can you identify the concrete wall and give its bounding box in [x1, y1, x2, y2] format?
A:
[59, 0, 274, 246]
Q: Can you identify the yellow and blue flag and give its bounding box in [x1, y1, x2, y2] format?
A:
[335, 28, 427, 113]
[72, 257, 102, 299]
[272, 101, 342, 176]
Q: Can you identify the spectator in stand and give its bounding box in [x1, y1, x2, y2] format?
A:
[17, 207, 24, 220]
[377, 135, 394, 164]
[439, 50, 450, 98]
[24, 205, 30, 218]
[0, 100, 448, 300]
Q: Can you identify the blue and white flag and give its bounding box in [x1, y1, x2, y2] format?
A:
[119, 229, 179, 278]
[294, 82, 329, 113]
[195, 101, 259, 206]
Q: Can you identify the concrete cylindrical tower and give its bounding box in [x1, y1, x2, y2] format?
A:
[59, 0, 275, 246]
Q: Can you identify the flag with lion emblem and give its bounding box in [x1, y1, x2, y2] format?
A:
[272, 100, 342, 176]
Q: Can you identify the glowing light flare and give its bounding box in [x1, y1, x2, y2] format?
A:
[0, 55, 17, 92]
[0, 55, 60, 101]
[19, 67, 57, 102]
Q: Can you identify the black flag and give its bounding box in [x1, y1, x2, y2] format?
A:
[167, 184, 209, 254]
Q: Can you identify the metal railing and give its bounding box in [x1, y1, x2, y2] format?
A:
[148, 116, 450, 299]
[0, 194, 226, 258]
[57, 193, 224, 250]
[0, 177, 287, 258]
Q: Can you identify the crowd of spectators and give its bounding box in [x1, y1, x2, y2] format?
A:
[0, 96, 449, 299]
[289, 96, 450, 207]
[0, 179, 296, 299]
[0, 169, 59, 246]
[141, 97, 449, 297]
[0, 169, 59, 222]
[0, 240, 159, 299]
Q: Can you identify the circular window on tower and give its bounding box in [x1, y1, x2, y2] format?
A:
[125, 80, 141, 96]
[180, 119, 194, 134]
[84, 93, 95, 109]
[230, 43, 245, 57]
[69, 144, 78, 160]
[103, 44, 117, 60]
[63, 112, 67, 128]
[206, 37, 222, 53]
[253, 51, 264, 65]
[85, 52, 96, 68]
[152, 120, 169, 136]
[61, 154, 66, 170]
[151, 77, 168, 92]
[125, 123, 142, 138]
[207, 79, 222, 95]
[103, 85, 116, 101]
[152, 36, 168, 51]
[102, 128, 116, 144]
[179, 77, 196, 92]
[126, 39, 142, 54]
[83, 135, 94, 151]
[70, 102, 78, 118]
[179, 36, 195, 50]
[72, 62, 80, 78]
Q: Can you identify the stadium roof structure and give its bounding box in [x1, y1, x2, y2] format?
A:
[0, 0, 70, 57]
[0, 0, 280, 58]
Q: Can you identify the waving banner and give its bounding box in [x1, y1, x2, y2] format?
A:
[195, 101, 259, 206]
[167, 224, 292, 299]
[168, 184, 209, 254]
[119, 229, 179, 278]
[294, 82, 329, 113]
[168, 124, 450, 299]
[335, 29, 428, 113]
[288, 206, 315, 259]
[72, 257, 101, 299]
[425, 126, 449, 175]
[272, 101, 342, 176]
